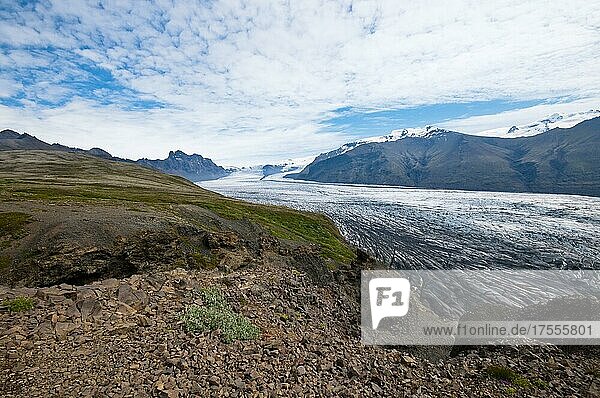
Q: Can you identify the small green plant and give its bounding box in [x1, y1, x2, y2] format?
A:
[199, 287, 227, 307]
[532, 379, 549, 389]
[277, 312, 289, 321]
[486, 365, 531, 389]
[505, 387, 517, 395]
[513, 376, 532, 389]
[181, 287, 259, 343]
[3, 296, 35, 312]
[486, 365, 515, 380]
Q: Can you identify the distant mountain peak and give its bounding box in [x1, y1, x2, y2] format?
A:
[0, 129, 21, 139]
[0, 129, 41, 141]
[388, 125, 450, 140]
[167, 150, 211, 161]
[0, 128, 128, 162]
[479, 109, 600, 138]
[314, 125, 454, 163]
[169, 149, 189, 157]
[0, 129, 228, 183]
[138, 151, 229, 182]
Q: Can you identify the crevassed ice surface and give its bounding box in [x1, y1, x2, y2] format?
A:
[200, 170, 600, 316]
[200, 170, 600, 271]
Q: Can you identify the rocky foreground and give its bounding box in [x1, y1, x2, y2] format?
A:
[2, 263, 599, 397]
[1, 150, 599, 397]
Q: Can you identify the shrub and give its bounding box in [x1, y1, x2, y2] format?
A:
[181, 287, 259, 343]
[486, 365, 516, 380]
[585, 364, 600, 377]
[3, 296, 35, 312]
[486, 365, 532, 389]
[198, 287, 226, 308]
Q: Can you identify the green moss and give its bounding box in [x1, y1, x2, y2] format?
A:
[277, 312, 290, 321]
[1, 153, 355, 265]
[513, 377, 532, 389]
[192, 251, 219, 270]
[181, 287, 259, 343]
[0, 255, 11, 269]
[3, 296, 35, 312]
[486, 365, 517, 380]
[0, 212, 30, 239]
[199, 200, 355, 263]
[8, 183, 355, 263]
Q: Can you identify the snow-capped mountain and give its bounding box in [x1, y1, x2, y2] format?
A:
[351, 125, 450, 145]
[314, 109, 600, 164]
[475, 109, 600, 138]
[261, 155, 317, 179]
[315, 126, 453, 163]
[289, 116, 600, 196]
[224, 109, 600, 182]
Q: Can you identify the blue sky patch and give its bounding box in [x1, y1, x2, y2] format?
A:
[321, 99, 545, 137]
[0, 44, 164, 110]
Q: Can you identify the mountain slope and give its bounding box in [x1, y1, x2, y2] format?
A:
[0, 129, 230, 182]
[290, 117, 600, 196]
[137, 150, 230, 182]
[314, 126, 454, 164]
[0, 150, 354, 286]
[0, 129, 51, 150]
[0, 129, 126, 161]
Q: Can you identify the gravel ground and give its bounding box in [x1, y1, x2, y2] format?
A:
[2, 265, 599, 397]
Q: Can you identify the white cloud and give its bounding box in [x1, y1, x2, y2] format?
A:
[0, 79, 21, 98]
[0, 100, 347, 166]
[0, 0, 599, 164]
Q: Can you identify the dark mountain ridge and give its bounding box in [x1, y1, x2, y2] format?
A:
[137, 150, 230, 182]
[0, 129, 229, 182]
[289, 117, 600, 197]
[0, 129, 129, 161]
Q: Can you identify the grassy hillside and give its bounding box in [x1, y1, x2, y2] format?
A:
[0, 151, 354, 286]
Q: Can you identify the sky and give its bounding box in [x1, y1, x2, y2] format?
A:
[0, 0, 599, 166]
